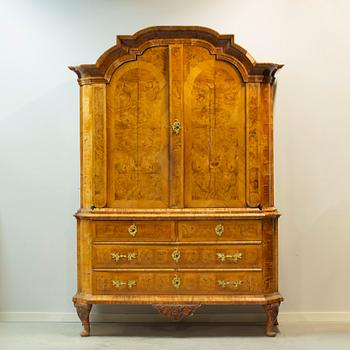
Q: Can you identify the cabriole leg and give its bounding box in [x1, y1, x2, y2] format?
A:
[74, 302, 92, 337]
[263, 302, 280, 337]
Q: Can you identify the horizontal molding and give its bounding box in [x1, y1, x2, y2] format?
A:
[1, 312, 350, 323]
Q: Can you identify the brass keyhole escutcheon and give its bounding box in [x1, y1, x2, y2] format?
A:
[172, 275, 181, 289]
[172, 119, 181, 134]
[128, 224, 137, 237]
[215, 224, 224, 237]
[172, 248, 181, 263]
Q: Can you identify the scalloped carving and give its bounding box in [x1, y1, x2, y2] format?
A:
[153, 304, 201, 321]
[69, 26, 282, 85]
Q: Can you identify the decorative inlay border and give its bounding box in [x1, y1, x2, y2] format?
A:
[246, 83, 261, 207]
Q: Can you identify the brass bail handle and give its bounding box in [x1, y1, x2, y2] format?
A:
[172, 119, 182, 134]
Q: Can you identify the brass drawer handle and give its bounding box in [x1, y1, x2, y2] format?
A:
[172, 248, 181, 263]
[216, 252, 243, 263]
[172, 119, 182, 134]
[112, 279, 137, 289]
[215, 224, 224, 237]
[172, 275, 181, 289]
[128, 224, 137, 237]
[111, 252, 137, 263]
[218, 280, 243, 288]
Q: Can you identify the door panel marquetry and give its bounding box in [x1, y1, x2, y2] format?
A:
[107, 47, 169, 208]
[183, 45, 246, 208]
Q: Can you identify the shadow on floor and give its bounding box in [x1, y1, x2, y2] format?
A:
[89, 322, 272, 338]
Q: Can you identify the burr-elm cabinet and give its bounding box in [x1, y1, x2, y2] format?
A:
[70, 26, 283, 337]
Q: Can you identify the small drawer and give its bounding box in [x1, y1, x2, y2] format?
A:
[92, 271, 262, 295]
[92, 245, 177, 269]
[92, 244, 261, 269]
[178, 220, 262, 241]
[93, 221, 175, 242]
[177, 245, 261, 269]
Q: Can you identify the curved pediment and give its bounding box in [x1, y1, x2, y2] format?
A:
[69, 26, 282, 85]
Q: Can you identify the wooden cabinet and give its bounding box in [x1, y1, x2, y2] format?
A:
[70, 26, 283, 337]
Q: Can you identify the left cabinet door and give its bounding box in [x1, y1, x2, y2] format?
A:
[106, 47, 170, 208]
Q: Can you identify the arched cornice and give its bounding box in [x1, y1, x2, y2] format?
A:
[69, 26, 283, 85]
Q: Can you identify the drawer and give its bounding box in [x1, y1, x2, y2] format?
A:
[92, 244, 261, 269]
[178, 220, 262, 241]
[93, 221, 175, 242]
[92, 271, 262, 295]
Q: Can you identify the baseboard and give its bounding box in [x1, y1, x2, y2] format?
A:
[1, 312, 350, 323]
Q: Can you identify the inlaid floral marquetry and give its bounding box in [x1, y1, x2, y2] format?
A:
[184, 45, 246, 208]
[107, 47, 169, 208]
[71, 26, 283, 338]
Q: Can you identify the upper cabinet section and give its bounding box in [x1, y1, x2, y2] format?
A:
[70, 27, 282, 210]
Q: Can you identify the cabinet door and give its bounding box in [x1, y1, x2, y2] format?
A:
[183, 45, 246, 207]
[107, 47, 169, 208]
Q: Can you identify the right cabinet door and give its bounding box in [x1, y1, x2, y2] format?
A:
[183, 45, 246, 208]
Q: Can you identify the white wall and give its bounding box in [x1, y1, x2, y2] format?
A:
[1, 0, 350, 315]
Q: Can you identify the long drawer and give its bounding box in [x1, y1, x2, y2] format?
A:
[92, 271, 262, 295]
[92, 244, 261, 269]
[93, 221, 175, 242]
[178, 220, 262, 241]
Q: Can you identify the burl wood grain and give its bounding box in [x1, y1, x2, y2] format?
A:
[70, 26, 283, 337]
[92, 244, 262, 269]
[184, 45, 246, 208]
[169, 45, 184, 208]
[93, 221, 175, 242]
[178, 220, 262, 241]
[107, 47, 169, 208]
[92, 271, 262, 295]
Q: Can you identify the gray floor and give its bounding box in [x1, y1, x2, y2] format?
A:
[1, 322, 350, 349]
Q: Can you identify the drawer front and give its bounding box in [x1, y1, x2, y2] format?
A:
[92, 271, 262, 295]
[93, 221, 175, 242]
[92, 244, 261, 269]
[178, 220, 262, 241]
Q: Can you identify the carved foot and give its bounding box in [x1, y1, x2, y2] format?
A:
[153, 304, 201, 321]
[74, 302, 92, 337]
[263, 302, 280, 337]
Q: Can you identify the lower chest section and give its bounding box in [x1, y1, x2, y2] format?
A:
[79, 218, 277, 296]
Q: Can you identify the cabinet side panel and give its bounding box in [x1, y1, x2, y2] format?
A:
[80, 85, 93, 208]
[246, 83, 261, 207]
[273, 219, 279, 291]
[260, 84, 274, 207]
[77, 219, 92, 294]
[92, 84, 107, 208]
[262, 219, 274, 294]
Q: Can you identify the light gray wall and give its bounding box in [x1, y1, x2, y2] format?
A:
[1, 0, 350, 314]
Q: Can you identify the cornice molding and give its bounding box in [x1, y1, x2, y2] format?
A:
[69, 26, 282, 85]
